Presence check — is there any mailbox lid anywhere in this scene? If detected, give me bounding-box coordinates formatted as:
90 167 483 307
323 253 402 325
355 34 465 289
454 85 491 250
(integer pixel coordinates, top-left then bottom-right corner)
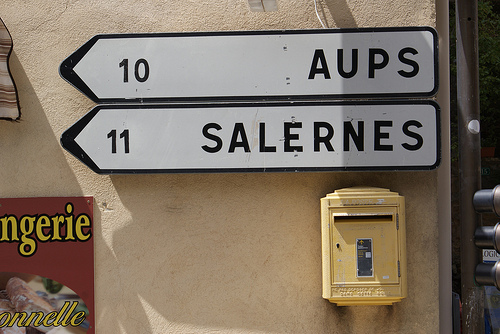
324 186 403 207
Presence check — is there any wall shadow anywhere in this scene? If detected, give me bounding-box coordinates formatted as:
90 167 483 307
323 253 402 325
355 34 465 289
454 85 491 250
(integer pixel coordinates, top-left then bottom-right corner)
100 170 438 333
322 0 358 28
0 51 82 197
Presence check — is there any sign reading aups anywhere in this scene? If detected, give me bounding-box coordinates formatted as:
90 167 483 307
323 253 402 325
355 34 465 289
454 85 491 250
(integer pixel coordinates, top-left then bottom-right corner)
60 27 438 103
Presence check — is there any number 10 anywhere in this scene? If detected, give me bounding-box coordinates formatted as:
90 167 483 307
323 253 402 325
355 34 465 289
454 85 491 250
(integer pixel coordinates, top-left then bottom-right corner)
119 59 149 83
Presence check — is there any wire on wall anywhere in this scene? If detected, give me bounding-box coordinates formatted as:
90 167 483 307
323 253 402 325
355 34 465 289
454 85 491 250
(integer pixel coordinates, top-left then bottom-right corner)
314 0 327 28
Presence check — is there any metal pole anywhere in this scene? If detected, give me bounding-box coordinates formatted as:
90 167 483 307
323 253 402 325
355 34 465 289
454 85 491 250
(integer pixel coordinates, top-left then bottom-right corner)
456 0 483 332
436 0 452 331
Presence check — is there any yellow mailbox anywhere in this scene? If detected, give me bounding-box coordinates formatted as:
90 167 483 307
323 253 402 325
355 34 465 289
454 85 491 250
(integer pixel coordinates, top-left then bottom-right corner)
321 187 407 306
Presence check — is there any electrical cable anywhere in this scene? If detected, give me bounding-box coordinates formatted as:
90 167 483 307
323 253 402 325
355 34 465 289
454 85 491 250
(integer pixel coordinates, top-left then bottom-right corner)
314 0 327 28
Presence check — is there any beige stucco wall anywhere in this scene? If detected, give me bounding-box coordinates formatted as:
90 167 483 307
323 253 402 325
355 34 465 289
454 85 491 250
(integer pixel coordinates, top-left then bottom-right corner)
0 0 445 333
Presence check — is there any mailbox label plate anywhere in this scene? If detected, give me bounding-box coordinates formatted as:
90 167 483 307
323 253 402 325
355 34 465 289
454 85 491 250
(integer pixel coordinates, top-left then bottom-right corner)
357 238 373 277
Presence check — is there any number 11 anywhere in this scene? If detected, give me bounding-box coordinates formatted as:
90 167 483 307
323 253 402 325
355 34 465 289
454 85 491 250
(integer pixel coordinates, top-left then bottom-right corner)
107 129 130 154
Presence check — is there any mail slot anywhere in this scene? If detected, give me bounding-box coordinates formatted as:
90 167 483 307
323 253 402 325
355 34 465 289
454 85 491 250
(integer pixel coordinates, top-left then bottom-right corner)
321 187 407 306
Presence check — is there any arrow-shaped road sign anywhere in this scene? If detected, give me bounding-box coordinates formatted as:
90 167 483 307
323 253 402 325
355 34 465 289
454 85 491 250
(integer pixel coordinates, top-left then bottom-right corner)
60 101 440 174
59 27 438 103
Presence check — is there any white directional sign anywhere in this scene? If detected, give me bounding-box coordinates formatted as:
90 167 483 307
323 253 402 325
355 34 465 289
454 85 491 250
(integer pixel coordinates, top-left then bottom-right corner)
60 101 440 174
59 27 438 103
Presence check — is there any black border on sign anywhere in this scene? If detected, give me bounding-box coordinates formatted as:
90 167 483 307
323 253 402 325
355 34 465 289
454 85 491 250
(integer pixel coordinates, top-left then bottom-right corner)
60 100 441 174
59 27 439 104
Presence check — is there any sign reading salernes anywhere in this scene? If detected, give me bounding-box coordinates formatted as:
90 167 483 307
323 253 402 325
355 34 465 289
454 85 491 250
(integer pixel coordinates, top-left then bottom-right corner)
60 101 440 174
59 27 438 103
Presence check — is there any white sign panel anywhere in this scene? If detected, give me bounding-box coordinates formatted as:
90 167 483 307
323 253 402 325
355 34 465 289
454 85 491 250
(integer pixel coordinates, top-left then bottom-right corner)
483 249 500 263
60 101 440 174
59 27 438 103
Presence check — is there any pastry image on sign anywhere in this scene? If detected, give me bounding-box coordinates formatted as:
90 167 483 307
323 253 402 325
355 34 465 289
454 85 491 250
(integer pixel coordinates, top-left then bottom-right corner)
0 17 20 120
0 274 88 334
0 197 94 334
